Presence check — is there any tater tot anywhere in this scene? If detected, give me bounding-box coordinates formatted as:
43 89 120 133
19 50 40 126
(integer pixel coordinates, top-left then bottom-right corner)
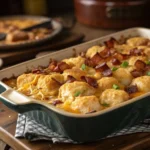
59 81 96 102
97 77 123 91
127 37 149 46
71 96 102 114
113 68 133 86
100 89 129 107
131 76 150 92
86 46 106 58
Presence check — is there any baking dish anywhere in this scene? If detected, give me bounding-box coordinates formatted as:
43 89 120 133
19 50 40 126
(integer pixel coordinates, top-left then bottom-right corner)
0 27 150 142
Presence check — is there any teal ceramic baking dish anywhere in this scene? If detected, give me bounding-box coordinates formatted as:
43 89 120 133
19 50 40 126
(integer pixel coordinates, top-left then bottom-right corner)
0 27 150 142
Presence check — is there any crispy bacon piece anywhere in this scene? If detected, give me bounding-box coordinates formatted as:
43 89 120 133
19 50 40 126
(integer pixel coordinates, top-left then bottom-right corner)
85 58 95 67
91 53 103 66
95 62 112 77
66 75 76 83
104 37 117 48
113 53 125 61
111 58 121 65
110 48 117 55
130 49 144 56
99 48 111 58
58 62 70 71
103 69 113 77
81 76 98 88
53 62 70 73
52 100 63 106
53 66 61 73
48 59 57 71
32 68 45 74
125 85 138 94
134 60 146 71
122 54 130 60
131 69 143 78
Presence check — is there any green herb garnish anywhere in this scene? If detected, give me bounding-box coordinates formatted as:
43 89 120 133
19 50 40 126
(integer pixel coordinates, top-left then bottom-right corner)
74 91 81 97
112 84 120 90
121 61 129 68
101 103 110 107
145 60 150 65
111 67 118 71
147 71 150 76
81 64 86 70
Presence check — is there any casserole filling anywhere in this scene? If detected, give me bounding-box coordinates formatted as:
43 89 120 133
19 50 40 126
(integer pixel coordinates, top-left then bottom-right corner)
3 36 150 114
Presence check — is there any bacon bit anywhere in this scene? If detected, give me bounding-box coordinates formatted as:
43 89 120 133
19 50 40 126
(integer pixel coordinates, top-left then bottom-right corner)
53 65 61 73
111 58 121 65
53 62 70 73
134 60 146 71
122 54 130 60
130 49 144 56
48 60 57 71
110 48 116 55
32 69 45 74
131 69 143 78
113 53 123 61
52 100 63 106
85 58 94 67
66 75 76 83
81 76 98 88
103 69 113 77
125 85 138 94
99 48 111 58
58 62 70 72
51 78 62 85
104 37 117 48
91 53 103 66
113 52 128 61
95 62 112 77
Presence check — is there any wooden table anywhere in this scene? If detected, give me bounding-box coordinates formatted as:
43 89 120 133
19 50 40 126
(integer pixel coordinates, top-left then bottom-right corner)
1 19 150 150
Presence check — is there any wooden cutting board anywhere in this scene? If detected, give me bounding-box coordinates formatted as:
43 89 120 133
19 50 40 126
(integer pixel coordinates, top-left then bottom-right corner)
0 31 84 68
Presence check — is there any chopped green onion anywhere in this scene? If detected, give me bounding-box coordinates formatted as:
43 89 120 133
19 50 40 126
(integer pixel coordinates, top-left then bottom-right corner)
113 84 120 90
111 67 118 71
147 71 150 76
74 91 81 97
81 64 86 70
121 61 129 68
145 60 150 65
101 103 110 107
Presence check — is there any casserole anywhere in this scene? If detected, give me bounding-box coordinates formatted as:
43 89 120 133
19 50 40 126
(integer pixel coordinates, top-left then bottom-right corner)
0 27 150 142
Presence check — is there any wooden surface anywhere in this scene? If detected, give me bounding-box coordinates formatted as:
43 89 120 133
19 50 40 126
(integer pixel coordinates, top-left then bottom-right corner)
1 101 150 150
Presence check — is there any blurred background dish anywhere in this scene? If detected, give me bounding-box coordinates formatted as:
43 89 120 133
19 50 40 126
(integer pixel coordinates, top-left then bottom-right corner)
74 0 150 29
0 15 62 50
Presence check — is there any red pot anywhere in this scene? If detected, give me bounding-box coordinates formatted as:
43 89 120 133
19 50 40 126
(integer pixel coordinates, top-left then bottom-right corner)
74 0 150 29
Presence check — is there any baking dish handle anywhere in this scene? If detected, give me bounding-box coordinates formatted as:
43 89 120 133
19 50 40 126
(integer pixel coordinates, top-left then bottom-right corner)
0 82 43 113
